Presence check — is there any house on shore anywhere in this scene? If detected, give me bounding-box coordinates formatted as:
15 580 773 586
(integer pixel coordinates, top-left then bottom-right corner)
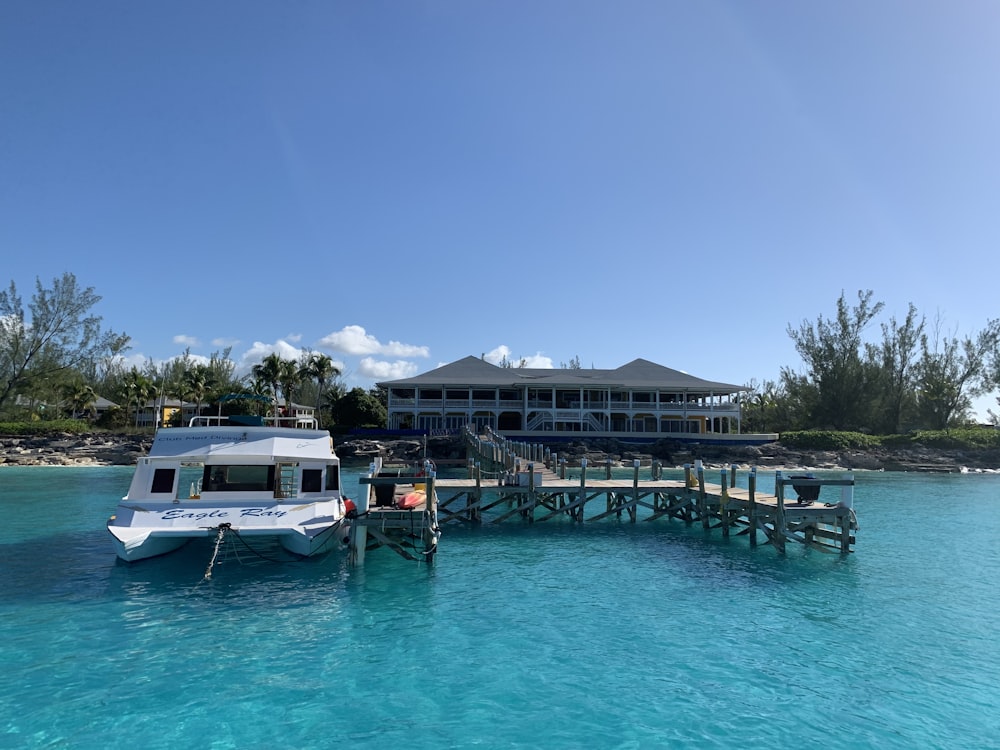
379 356 774 444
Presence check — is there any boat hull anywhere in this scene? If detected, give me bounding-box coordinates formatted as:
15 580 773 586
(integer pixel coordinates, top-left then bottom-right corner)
109 426 349 564
107 499 349 562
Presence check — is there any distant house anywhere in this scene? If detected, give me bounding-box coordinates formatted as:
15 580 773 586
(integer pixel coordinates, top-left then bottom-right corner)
13 393 118 421
283 402 316 423
92 396 118 419
379 356 767 443
137 397 198 428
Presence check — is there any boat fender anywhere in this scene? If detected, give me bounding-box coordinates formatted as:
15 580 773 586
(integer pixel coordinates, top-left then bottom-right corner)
344 498 357 518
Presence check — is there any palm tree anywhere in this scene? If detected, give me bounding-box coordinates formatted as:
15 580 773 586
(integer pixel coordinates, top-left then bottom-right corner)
277 358 301 423
180 364 216 421
301 353 340 427
121 367 155 429
251 353 284 423
245 375 273 418
62 381 97 420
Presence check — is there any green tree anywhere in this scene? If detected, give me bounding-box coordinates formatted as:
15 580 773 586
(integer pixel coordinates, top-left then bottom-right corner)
871 303 924 433
251 353 285 422
915 316 1000 429
62 380 97 420
300 352 340 428
180 364 217 421
740 378 785 433
785 290 884 430
331 387 387 429
277 358 301 420
0 273 128 415
120 367 155 429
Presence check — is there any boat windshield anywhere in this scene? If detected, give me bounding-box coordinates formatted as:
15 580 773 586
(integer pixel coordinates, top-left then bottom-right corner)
202 465 275 492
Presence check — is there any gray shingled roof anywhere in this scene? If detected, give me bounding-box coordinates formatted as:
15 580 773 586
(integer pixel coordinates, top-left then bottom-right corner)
380 356 746 393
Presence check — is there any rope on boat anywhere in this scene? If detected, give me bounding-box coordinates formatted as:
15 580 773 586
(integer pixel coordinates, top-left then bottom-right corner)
203 517 351 573
203 523 231 580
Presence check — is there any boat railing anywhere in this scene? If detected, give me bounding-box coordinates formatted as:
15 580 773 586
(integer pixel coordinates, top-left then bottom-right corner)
188 415 319 429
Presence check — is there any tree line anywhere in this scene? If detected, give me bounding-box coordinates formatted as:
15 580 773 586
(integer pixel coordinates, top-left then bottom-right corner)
0 273 387 430
2 275 999 434
742 290 1000 434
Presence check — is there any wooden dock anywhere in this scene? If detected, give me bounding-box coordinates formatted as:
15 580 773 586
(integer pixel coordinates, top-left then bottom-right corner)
348 458 441 565
346 429 858 563
439 428 858 554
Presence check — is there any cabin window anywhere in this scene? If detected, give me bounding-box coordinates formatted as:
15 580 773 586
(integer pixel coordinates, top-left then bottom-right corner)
326 466 340 491
301 469 323 493
151 468 176 494
202 465 275 492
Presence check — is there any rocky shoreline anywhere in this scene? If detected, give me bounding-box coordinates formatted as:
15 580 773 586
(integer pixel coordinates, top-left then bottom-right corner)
5 432 997 474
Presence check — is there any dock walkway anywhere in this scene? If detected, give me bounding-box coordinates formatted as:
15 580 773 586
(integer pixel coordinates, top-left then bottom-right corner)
434 427 858 554
346 428 858 564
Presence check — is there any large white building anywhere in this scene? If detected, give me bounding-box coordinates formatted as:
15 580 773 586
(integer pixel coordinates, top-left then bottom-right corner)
380 356 766 444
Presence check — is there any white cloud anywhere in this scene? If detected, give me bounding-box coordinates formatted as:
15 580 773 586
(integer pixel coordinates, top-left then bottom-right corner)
286 333 302 343
357 357 420 380
236 340 306 374
212 337 240 348
482 345 511 365
522 353 554 368
173 334 200 347
122 353 149 370
317 325 429 358
172 353 210 366
482 345 553 369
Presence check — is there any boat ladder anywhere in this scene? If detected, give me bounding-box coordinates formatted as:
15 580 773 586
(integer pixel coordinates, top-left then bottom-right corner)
276 462 297 499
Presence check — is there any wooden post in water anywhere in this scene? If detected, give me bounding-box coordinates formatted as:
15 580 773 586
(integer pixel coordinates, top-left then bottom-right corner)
697 460 708 529
720 469 730 537
748 467 757 547
729 464 737 488
774 471 787 553
577 458 587 523
423 471 438 561
630 459 640 522
840 474 855 553
525 463 535 522
348 461 375 566
607 458 617 517
472 463 482 523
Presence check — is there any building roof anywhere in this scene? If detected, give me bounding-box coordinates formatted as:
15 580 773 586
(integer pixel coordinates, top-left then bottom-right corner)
380 356 747 393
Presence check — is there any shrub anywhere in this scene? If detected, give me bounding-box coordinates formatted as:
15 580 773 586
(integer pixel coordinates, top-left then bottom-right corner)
0 419 94 436
779 430 883 451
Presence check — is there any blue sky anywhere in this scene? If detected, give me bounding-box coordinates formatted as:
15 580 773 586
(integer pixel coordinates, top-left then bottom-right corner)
2 2 998 417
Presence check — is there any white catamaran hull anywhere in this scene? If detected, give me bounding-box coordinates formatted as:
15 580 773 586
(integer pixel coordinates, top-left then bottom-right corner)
108 500 348 562
107 426 350 563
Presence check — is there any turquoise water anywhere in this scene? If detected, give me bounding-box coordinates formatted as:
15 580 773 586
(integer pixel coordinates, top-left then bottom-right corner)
2 466 999 749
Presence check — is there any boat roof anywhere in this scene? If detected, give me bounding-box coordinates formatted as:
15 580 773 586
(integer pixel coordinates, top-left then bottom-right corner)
148 427 337 461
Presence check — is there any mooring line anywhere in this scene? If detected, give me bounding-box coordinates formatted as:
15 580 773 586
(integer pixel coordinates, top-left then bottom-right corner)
203 523 231 580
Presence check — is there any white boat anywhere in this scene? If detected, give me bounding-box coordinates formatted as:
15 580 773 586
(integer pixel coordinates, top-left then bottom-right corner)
108 425 352 562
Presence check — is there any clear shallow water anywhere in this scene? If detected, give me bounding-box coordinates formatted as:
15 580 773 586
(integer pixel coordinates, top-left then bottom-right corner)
1 466 999 749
